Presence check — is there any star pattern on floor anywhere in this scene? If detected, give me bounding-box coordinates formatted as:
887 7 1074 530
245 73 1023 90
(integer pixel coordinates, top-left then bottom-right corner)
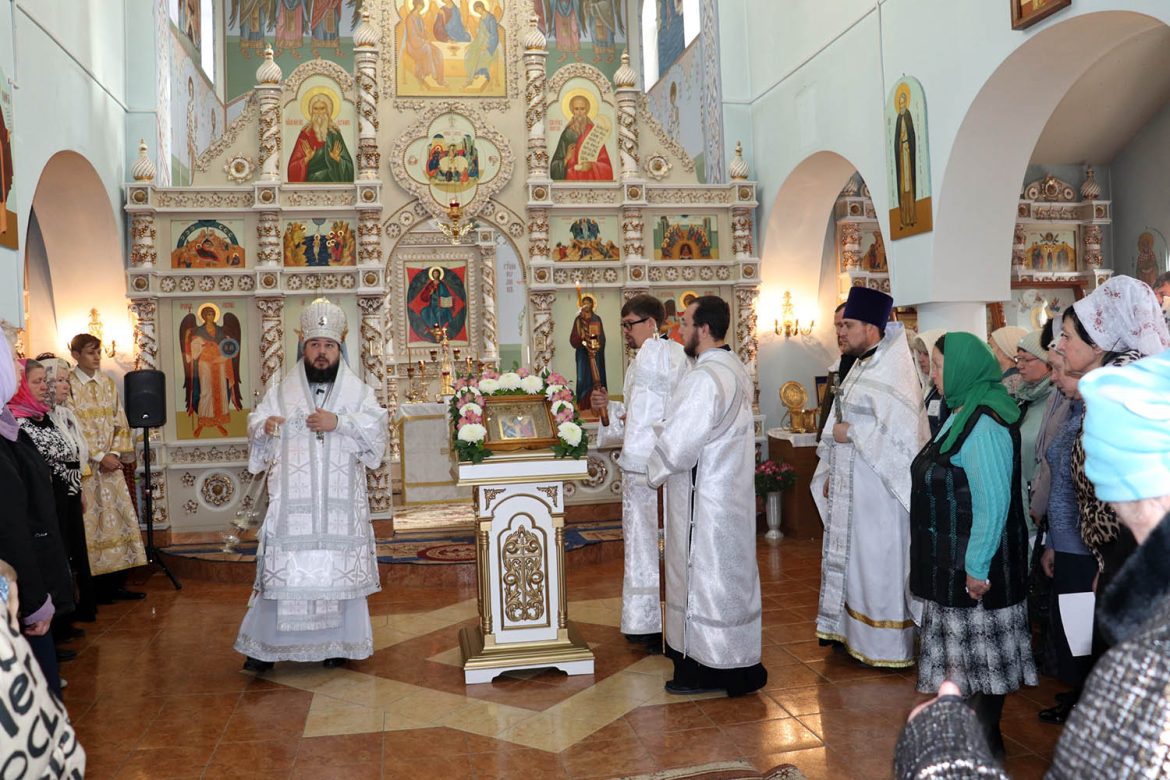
265 597 723 751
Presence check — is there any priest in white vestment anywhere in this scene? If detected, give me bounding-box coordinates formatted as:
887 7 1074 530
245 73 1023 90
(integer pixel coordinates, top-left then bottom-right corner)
236 298 387 671
592 294 688 650
811 286 928 667
647 296 767 696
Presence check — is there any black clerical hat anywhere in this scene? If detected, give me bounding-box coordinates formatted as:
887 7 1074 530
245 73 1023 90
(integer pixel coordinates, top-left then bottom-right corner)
842 287 893 327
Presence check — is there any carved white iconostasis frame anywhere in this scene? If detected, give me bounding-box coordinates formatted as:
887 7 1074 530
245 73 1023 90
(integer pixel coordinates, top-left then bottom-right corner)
833 168 1113 331
122 10 760 539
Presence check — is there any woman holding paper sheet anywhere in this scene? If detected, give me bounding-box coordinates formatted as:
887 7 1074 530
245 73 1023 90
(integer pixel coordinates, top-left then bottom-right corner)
1036 345 1095 725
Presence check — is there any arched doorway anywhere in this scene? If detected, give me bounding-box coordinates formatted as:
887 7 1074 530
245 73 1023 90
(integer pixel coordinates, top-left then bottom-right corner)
26 150 128 363
757 150 870 429
932 10 1170 308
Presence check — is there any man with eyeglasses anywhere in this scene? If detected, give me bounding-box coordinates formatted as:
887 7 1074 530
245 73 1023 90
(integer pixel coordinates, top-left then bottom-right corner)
591 294 688 652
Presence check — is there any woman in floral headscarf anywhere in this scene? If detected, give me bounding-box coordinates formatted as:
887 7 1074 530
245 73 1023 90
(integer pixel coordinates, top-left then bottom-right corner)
1059 276 1170 594
0 337 74 695
15 357 97 629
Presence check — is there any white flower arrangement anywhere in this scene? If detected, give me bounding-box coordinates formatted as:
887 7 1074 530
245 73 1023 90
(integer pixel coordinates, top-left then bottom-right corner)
557 421 583 447
457 423 486 443
450 367 586 462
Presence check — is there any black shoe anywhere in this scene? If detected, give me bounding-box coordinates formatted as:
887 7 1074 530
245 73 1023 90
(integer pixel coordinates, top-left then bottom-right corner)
242 657 274 673
1039 700 1075 724
1054 690 1080 706
664 679 722 695
112 588 146 601
322 657 347 669
55 648 77 662
624 632 662 648
61 626 86 641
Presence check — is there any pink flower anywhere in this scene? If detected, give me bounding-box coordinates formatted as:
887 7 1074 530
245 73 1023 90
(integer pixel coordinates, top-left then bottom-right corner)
453 378 468 392
554 388 574 403
517 367 531 378
463 411 482 424
555 407 575 423
547 372 568 386
481 368 499 380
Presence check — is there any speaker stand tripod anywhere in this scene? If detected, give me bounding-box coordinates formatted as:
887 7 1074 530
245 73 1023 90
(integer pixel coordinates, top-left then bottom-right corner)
140 428 181 590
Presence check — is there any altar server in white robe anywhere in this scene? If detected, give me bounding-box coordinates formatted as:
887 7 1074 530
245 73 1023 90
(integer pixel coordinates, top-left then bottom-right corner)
811 286 928 668
236 298 388 671
591 294 688 650
647 296 767 697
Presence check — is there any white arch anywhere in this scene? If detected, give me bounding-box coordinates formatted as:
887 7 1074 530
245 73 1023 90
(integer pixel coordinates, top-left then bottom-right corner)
757 150 864 432
27 150 128 361
929 10 1168 306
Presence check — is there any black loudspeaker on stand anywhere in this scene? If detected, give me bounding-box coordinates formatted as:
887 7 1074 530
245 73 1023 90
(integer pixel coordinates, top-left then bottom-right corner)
123 370 181 590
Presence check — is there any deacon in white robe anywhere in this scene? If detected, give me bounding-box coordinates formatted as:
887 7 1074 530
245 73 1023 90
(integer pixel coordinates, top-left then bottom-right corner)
236 298 387 670
647 296 766 697
811 287 928 668
593 294 688 648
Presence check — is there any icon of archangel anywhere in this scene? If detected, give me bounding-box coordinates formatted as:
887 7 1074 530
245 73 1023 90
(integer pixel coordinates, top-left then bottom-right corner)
179 304 244 438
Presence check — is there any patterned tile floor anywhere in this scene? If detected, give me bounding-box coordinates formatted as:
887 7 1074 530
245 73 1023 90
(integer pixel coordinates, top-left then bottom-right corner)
64 538 1059 779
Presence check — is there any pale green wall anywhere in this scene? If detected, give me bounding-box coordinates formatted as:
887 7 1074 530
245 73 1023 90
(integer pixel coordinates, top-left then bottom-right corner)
0 0 161 352
716 0 1170 435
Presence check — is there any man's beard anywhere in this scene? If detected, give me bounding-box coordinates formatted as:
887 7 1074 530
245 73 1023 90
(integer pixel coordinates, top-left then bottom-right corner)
305 358 340 384
312 117 330 142
569 116 588 135
683 330 699 358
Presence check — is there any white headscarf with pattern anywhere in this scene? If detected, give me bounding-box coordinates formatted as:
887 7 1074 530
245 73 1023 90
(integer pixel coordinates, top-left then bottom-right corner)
1072 276 1170 357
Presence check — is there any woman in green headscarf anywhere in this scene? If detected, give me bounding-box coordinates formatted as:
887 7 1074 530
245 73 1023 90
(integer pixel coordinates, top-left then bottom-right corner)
908 332 1036 762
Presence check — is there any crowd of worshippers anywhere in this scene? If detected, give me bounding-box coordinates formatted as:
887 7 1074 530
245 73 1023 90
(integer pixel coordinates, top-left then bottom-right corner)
0 332 147 693
3 280 1170 778
0 331 149 773
815 280 1170 778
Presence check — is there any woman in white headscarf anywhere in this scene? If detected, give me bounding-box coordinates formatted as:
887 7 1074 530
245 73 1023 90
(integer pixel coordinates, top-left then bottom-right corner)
1059 276 1170 601
989 326 1029 397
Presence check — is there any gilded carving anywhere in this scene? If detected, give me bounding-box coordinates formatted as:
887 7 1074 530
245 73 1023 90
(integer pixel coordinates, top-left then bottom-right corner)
500 524 546 623
646 188 733 205
153 191 253 209
130 215 158 268
256 297 284 388
195 94 259 174
536 485 558 504
638 94 695 173
735 286 760 404
387 101 515 222
281 189 356 207
529 290 556 371
128 299 158 371
200 473 235 507
168 444 251 464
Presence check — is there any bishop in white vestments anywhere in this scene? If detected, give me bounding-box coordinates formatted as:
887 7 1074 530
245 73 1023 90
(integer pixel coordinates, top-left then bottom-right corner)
592 294 688 650
811 286 928 667
236 298 388 670
647 296 767 697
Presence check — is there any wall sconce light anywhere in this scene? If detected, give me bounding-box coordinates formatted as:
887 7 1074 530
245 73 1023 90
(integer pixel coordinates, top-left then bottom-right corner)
81 308 117 357
774 291 814 337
